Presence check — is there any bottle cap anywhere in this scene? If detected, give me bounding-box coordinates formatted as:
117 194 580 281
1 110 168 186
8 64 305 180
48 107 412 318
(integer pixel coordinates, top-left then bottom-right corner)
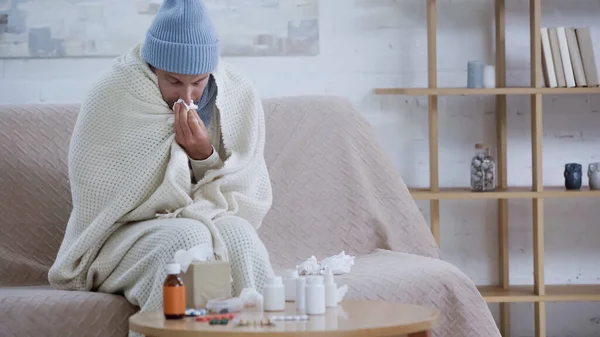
324 269 335 284
165 263 181 275
306 275 323 285
266 276 283 286
281 269 298 278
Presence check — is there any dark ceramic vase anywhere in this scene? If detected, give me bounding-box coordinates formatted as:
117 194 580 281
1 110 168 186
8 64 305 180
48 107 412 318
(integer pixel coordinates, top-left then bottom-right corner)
564 163 583 190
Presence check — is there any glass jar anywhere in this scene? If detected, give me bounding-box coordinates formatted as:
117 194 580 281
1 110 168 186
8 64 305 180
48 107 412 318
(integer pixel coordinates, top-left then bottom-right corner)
470 143 496 192
163 263 185 320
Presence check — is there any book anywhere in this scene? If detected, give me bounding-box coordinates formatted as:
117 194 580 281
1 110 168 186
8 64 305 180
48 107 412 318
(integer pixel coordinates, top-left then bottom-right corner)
575 27 599 87
548 28 567 87
541 27 558 88
565 27 587 87
556 27 576 87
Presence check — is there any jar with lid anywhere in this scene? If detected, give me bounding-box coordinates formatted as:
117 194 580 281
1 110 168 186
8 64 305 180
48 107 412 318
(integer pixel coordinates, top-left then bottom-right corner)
281 269 298 301
305 275 325 315
470 143 496 192
263 276 285 312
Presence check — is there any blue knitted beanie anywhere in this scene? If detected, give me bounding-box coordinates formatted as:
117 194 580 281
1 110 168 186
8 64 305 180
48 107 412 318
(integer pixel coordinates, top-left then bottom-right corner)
142 0 219 75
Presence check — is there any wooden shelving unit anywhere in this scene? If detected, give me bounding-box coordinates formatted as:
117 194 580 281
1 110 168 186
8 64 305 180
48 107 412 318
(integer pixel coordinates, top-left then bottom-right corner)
375 86 600 96
478 284 600 303
409 186 600 200
374 0 600 336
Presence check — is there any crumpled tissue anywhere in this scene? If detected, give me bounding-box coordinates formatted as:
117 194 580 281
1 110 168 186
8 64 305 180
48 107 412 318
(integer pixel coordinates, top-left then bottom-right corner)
174 243 214 273
296 251 355 276
167 99 200 124
175 98 199 112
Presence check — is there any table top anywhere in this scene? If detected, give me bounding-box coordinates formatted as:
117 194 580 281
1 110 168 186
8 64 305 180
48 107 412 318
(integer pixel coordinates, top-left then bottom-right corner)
129 300 439 337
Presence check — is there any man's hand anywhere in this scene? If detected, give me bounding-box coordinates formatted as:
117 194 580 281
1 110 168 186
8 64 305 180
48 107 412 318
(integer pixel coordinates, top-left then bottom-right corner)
174 101 213 160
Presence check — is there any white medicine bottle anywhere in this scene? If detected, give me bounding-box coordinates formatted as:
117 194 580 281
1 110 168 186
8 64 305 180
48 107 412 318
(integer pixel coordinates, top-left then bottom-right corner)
263 276 285 311
305 275 325 315
282 269 298 302
296 276 306 312
324 269 338 308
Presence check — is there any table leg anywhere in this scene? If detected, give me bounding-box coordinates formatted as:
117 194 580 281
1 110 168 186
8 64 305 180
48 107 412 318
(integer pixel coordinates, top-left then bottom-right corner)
408 330 432 337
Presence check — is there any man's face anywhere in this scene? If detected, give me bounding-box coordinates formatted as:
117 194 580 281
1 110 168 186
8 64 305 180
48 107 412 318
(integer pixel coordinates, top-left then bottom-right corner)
153 67 211 109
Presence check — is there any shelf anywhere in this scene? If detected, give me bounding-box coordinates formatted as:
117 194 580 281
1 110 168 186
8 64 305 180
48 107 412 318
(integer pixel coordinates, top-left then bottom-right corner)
478 285 600 303
374 86 600 96
409 186 600 200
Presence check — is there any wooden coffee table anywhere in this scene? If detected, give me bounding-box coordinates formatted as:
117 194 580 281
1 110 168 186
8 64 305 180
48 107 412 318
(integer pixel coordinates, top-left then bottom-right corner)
129 300 439 337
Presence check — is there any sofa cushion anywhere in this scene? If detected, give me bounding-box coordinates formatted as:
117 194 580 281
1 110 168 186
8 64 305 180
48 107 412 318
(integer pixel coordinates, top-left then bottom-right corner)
0 104 79 286
0 286 137 337
334 249 496 336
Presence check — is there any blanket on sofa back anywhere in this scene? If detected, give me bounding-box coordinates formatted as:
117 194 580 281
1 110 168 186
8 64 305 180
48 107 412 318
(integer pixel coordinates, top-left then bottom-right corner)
48 44 272 291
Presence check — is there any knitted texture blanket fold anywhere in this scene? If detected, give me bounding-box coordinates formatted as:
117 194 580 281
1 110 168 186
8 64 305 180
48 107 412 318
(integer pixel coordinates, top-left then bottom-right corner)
48 44 273 291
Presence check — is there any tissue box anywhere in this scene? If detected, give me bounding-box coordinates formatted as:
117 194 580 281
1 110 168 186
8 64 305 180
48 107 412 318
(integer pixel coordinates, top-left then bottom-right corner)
180 260 232 309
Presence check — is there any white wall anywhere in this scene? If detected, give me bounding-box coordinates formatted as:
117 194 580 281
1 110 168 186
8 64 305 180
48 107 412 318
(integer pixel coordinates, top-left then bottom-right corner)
2 0 600 335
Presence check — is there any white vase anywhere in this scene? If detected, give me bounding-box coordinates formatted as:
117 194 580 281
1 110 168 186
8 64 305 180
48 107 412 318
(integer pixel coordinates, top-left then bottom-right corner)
588 162 600 190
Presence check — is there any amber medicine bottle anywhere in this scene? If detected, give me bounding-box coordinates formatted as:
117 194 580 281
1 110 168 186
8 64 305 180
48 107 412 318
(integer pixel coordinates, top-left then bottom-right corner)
163 263 186 319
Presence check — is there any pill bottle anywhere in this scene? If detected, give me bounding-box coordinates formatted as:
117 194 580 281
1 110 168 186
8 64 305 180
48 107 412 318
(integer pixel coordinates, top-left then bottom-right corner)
163 263 186 320
305 275 325 315
324 269 338 308
282 269 298 301
296 276 306 312
263 276 285 311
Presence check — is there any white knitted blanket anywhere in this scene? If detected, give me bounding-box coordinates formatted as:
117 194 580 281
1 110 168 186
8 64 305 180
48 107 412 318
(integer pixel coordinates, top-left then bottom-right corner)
48 44 272 291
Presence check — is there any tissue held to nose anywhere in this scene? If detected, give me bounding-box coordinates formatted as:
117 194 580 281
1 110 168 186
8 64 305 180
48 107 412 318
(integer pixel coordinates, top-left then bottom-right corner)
167 99 199 124
175 98 199 112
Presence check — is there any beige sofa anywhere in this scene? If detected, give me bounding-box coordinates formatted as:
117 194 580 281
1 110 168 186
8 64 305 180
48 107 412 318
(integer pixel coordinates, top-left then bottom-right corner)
0 96 500 337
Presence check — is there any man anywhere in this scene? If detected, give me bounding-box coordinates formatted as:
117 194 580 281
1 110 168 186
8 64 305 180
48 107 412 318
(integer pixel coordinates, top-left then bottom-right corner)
48 0 274 317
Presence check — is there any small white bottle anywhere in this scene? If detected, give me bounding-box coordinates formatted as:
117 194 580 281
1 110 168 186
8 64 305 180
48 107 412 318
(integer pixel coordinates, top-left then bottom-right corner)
305 275 325 315
324 269 338 308
296 276 306 312
262 276 285 311
282 269 298 302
